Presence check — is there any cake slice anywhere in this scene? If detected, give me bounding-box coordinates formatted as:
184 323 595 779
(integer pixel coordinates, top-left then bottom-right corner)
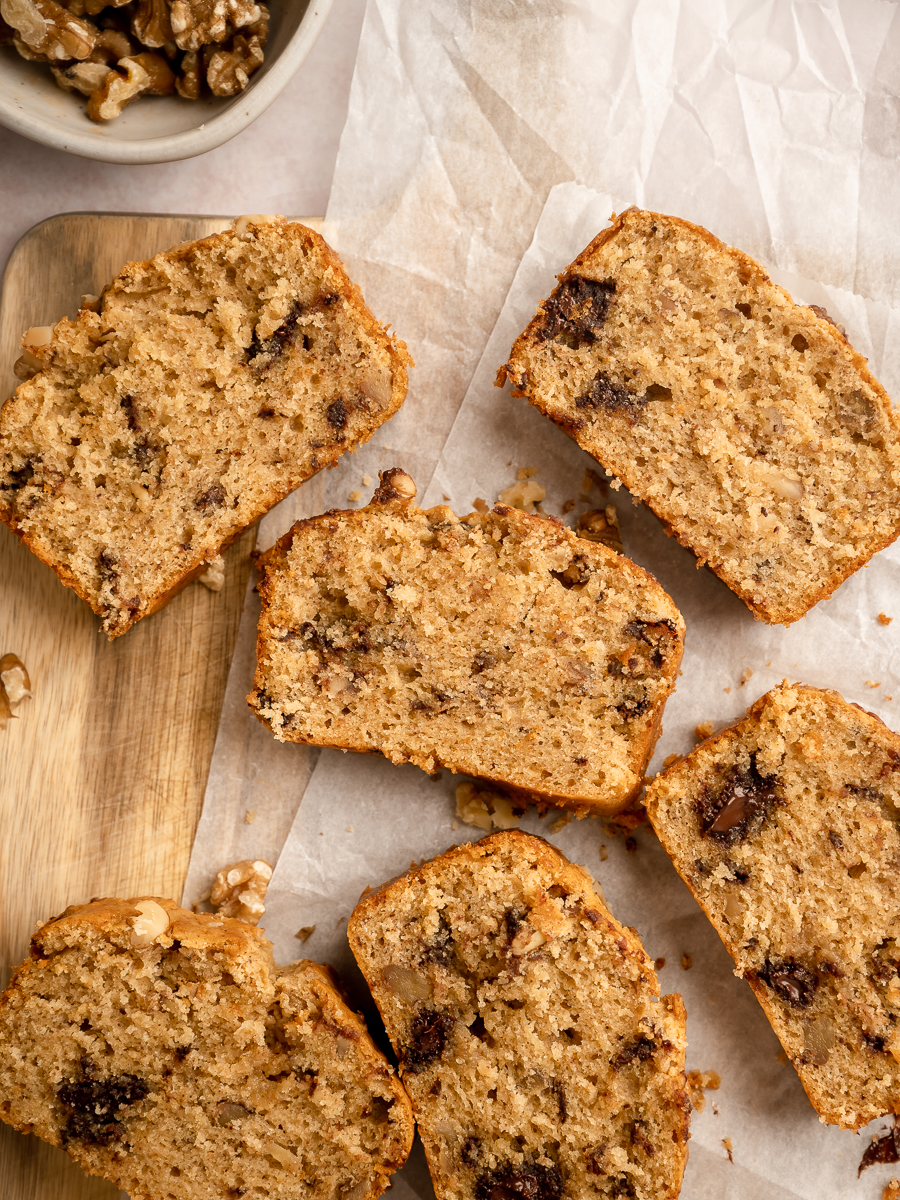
248 468 684 816
644 683 900 1128
0 896 414 1200
0 216 410 636
348 831 690 1200
500 208 900 625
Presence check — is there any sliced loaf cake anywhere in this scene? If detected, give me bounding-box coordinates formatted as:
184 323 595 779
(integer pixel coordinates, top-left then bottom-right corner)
645 682 900 1127
0 896 414 1199
348 831 690 1200
500 208 900 625
0 216 410 635
248 469 684 816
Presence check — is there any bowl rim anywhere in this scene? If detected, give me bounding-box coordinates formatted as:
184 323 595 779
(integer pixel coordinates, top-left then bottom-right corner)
0 0 334 165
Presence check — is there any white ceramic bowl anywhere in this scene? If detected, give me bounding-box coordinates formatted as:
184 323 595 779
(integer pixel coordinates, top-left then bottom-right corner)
0 0 333 164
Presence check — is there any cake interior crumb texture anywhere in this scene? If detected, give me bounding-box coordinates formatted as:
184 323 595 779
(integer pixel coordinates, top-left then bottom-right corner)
502 208 900 625
348 831 690 1200
645 683 900 1128
0 898 414 1200
0 218 410 636
248 473 684 815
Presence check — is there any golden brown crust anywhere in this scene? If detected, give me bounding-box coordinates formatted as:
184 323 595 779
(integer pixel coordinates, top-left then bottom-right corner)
248 486 684 815
0 219 410 638
645 683 900 1128
502 209 900 626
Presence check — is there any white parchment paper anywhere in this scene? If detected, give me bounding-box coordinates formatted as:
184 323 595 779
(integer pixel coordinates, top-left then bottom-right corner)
256 182 900 1200
185 2 900 1196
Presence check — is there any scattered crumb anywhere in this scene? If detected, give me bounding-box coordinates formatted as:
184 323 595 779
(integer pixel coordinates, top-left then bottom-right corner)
295 926 316 943
348 489 362 502
345 825 354 833
888 696 894 701
722 1137 733 1164
362 474 372 486
711 1102 719 1116
654 956 666 971
883 1178 900 1200
879 613 893 626
498 478 546 513
739 668 753 686
694 721 716 742
604 806 648 836
686 1069 721 1113
866 681 881 688
724 686 731 694
551 813 572 833
776 1050 789 1065
451 819 459 831
681 953 693 970
581 471 594 493
599 844 608 861
517 466 538 480
244 809 255 825
472 497 490 514
335 916 345 928
766 660 771 667
561 498 576 514
662 753 681 769
319 831 323 836
442 494 450 502
456 781 523 832
624 836 638 853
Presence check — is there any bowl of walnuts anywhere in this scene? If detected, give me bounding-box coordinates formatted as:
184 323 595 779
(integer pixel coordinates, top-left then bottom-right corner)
0 0 333 163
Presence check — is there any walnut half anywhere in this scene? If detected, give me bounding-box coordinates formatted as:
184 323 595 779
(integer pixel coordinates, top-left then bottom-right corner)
210 859 273 924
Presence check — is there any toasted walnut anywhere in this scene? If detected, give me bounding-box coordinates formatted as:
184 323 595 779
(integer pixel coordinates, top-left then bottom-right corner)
381 964 433 1004
204 28 263 97
169 0 261 51
455 782 522 832
14 324 54 381
498 478 545 513
175 47 200 98
577 505 623 553
90 26 134 63
210 859 273 924
1 654 33 708
197 554 225 591
52 59 112 95
1 0 96 59
130 899 170 947
86 51 173 120
132 0 172 47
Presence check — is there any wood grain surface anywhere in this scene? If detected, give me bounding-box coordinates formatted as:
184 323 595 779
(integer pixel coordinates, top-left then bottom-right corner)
0 212 320 1200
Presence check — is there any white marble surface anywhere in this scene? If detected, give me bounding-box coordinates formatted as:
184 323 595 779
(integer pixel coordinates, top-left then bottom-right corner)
0 0 366 279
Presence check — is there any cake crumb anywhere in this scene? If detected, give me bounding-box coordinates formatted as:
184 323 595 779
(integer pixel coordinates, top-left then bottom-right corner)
722 1138 733 1164
455 781 523 832
472 497 489 514
335 916 345 928
883 1178 900 1200
346 825 354 833
879 613 893 626
739 668 753 686
244 809 255 824
551 813 571 833
724 686 731 694
363 475 372 486
599 844 608 861
348 490 362 502
654 956 666 971
561 499 576 514
295 925 316 942
686 1068 721 1113
866 681 881 688
776 1050 789 1065
694 721 716 742
662 753 681 769
681 953 693 970
624 837 638 853
498 478 546 513
442 494 450 502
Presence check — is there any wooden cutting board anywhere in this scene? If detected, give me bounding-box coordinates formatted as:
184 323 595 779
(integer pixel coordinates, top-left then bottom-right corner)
0 212 320 1200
